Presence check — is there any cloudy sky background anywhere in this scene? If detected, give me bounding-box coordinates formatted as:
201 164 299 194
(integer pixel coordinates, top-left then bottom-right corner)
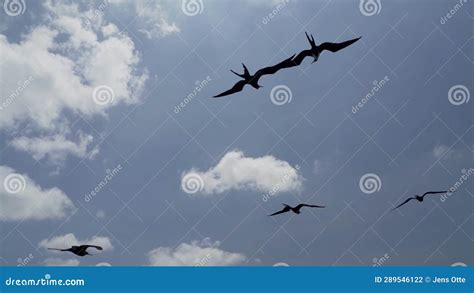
0 0 472 266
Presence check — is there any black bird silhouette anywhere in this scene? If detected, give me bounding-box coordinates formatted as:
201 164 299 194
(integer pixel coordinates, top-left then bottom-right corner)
291 32 361 66
48 245 103 256
213 54 296 98
269 203 325 216
392 191 448 210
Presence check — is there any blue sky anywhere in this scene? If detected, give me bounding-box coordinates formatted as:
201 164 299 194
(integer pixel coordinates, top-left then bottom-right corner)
0 0 472 266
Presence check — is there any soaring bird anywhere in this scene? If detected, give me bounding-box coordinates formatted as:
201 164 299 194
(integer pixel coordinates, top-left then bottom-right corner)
213 54 296 98
48 245 103 256
392 191 448 210
291 32 361 66
269 203 325 216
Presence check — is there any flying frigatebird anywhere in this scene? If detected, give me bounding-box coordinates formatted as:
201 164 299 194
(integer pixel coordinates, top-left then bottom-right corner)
48 245 103 256
290 32 361 65
269 203 325 216
213 54 296 98
392 191 448 210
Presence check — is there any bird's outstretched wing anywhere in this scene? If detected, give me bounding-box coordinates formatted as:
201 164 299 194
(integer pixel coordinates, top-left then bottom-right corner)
296 204 325 209
421 191 447 198
319 37 361 53
392 197 415 210
213 80 247 98
255 54 297 77
268 205 291 216
47 248 67 251
79 245 103 251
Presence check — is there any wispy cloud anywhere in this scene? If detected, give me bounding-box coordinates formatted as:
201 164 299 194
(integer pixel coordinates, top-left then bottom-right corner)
432 144 461 160
11 132 99 165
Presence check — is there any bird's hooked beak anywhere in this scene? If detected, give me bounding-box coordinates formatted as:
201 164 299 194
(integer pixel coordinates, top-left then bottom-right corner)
311 57 318 64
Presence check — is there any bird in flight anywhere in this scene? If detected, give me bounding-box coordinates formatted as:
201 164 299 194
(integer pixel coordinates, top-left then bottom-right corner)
290 32 361 66
392 191 448 210
48 245 103 256
269 203 325 216
213 54 296 98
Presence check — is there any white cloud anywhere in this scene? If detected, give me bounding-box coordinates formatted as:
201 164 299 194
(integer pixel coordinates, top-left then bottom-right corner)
39 233 113 252
147 238 247 266
135 0 180 38
11 132 99 164
182 150 303 195
0 165 75 221
109 0 180 39
43 258 80 266
0 1 148 162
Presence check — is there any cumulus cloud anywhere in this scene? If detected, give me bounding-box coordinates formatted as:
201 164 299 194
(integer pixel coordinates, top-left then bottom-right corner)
182 150 303 195
0 165 75 221
147 238 247 266
43 258 80 266
39 233 113 252
0 1 148 163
